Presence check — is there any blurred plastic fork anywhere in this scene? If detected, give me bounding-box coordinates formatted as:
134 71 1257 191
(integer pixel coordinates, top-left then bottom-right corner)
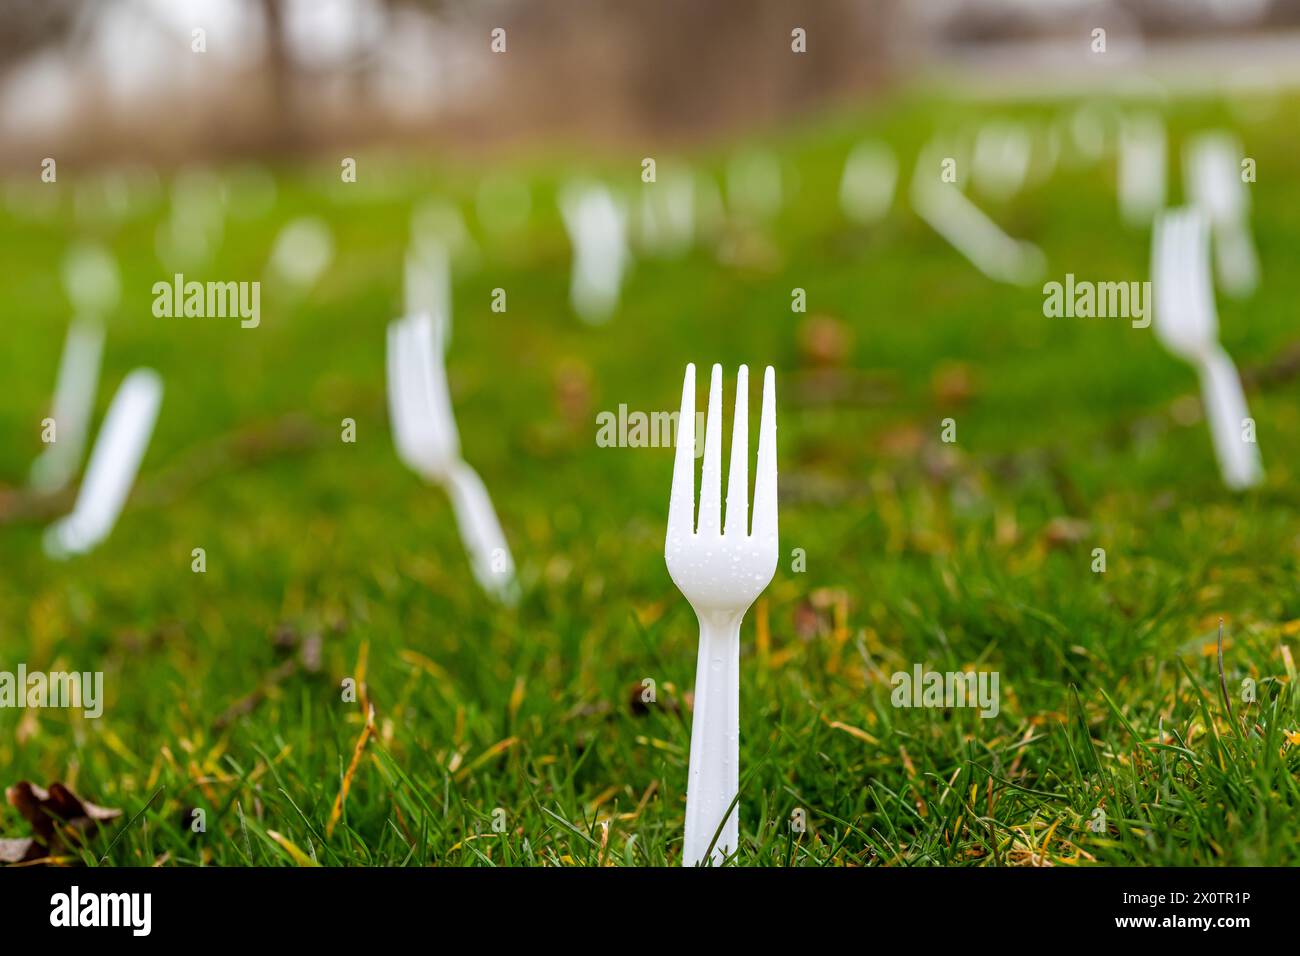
30 318 104 494
386 310 518 602
665 363 778 866
43 369 163 559
1184 132 1258 297
910 139 1045 287
559 182 629 324
1117 113 1166 228
1151 206 1262 490
404 238 451 352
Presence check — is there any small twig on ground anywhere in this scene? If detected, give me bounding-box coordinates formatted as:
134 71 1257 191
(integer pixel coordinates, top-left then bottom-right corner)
212 630 323 732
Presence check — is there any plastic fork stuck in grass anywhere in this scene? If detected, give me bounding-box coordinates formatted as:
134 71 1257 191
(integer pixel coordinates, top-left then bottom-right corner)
44 369 163 559
404 239 451 349
665 363 778 866
1151 207 1262 490
910 140 1045 287
1117 114 1166 228
559 182 630 325
636 167 695 258
839 140 897 226
386 309 518 604
971 121 1031 200
1184 132 1259 298
30 318 104 494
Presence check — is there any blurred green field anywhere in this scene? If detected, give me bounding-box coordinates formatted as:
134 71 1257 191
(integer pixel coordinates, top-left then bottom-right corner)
2 92 1299 866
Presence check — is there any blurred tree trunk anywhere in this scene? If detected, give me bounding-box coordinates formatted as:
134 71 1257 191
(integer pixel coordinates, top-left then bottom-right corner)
0 0 81 75
490 0 901 144
258 0 298 150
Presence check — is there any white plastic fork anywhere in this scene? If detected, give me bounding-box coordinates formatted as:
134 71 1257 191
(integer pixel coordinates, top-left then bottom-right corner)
266 217 334 292
636 169 695 258
1117 113 1166 228
1184 132 1259 298
665 363 778 866
971 121 1031 200
1151 206 1262 490
559 182 630 324
404 239 451 351
30 318 104 493
35 244 119 492
386 310 518 603
62 241 121 316
910 139 1045 287
44 369 163 559
839 140 897 225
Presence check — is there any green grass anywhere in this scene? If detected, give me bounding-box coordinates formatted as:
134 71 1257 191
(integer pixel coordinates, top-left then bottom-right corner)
2 91 1299 866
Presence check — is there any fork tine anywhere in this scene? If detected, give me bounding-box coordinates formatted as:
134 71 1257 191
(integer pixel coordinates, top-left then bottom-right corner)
1171 209 1193 298
1190 210 1219 333
751 365 777 540
1152 210 1175 325
724 365 748 536
667 363 696 537
1186 209 1205 283
697 364 724 536
386 320 413 457
1179 210 1198 298
1157 209 1187 328
1176 210 1194 310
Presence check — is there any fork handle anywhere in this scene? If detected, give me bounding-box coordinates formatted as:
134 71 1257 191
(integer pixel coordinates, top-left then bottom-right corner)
443 460 518 604
1198 347 1262 491
683 613 741 866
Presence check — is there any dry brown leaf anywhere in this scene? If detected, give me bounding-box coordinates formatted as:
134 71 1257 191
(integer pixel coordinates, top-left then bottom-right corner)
0 837 41 864
2 780 122 866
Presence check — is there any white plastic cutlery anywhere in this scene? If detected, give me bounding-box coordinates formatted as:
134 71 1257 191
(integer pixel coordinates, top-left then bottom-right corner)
386 310 518 602
44 369 163 559
267 216 334 291
559 182 630 324
387 313 458 474
665 363 778 866
911 161 1045 287
637 167 696 258
62 241 121 316
1117 114 1166 228
35 243 119 492
1184 132 1258 297
839 140 897 225
972 121 1031 200
30 318 104 494
412 197 478 268
1151 206 1262 490
404 238 451 349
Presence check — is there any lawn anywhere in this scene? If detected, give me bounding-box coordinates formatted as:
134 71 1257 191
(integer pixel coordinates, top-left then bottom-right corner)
2 91 1299 866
